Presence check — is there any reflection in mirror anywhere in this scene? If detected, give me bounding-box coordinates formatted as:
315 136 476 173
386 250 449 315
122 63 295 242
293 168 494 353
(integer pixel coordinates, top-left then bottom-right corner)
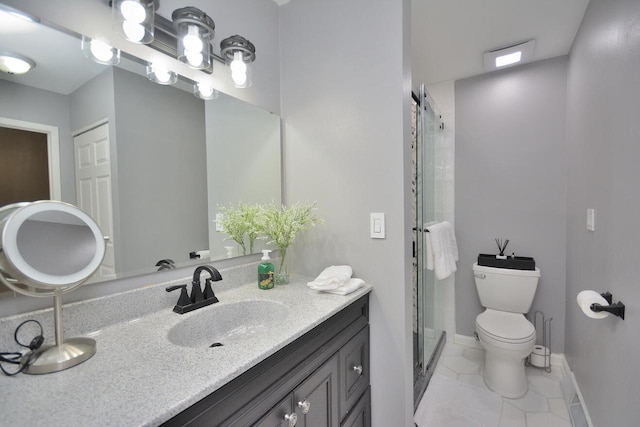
0 4 281 298
18 212 97 276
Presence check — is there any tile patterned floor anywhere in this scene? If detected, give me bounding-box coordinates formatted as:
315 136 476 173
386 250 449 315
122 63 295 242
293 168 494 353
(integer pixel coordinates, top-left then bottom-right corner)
417 341 572 427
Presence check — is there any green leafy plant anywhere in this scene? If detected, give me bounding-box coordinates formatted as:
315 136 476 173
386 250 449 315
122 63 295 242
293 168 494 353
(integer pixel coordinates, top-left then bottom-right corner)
258 201 323 282
216 202 263 255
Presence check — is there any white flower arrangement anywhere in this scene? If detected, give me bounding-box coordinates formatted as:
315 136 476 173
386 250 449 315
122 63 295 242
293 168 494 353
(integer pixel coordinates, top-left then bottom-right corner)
216 201 322 282
216 202 263 255
257 201 323 282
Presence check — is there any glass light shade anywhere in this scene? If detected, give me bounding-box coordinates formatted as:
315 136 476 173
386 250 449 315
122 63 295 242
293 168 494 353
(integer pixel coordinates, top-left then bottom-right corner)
0 53 35 75
81 36 120 65
220 35 256 89
146 63 177 85
172 7 214 70
112 0 155 44
229 50 252 88
193 81 218 100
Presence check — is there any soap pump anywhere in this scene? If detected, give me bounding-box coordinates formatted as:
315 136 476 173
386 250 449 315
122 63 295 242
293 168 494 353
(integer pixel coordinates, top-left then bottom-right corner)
258 250 274 290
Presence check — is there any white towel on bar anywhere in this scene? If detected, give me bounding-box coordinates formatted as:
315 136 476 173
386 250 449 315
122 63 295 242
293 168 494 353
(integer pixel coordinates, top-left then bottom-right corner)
310 278 366 295
307 265 353 290
425 221 459 280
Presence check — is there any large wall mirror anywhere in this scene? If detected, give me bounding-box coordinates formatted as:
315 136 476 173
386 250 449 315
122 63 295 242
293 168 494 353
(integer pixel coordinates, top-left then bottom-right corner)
0 4 281 295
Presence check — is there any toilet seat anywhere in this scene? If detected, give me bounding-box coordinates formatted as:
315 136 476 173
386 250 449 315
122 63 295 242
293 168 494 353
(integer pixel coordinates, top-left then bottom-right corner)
476 309 535 344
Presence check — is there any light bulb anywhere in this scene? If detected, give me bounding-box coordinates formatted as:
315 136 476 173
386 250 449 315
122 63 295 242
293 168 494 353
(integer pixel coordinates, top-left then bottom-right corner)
182 25 203 52
90 39 115 63
197 82 214 98
152 65 171 83
122 21 145 43
230 51 247 73
231 70 247 87
185 50 204 67
120 0 146 23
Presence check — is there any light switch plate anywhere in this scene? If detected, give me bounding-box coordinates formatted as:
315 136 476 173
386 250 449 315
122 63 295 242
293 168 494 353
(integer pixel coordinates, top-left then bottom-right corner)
587 208 595 231
215 212 224 232
370 213 385 238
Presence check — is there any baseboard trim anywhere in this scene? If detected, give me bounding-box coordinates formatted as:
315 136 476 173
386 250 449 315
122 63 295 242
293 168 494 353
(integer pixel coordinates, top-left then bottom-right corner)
454 333 482 349
558 354 594 427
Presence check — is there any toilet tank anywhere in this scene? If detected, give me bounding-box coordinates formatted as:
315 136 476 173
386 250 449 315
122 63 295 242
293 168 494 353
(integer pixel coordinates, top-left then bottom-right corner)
473 263 540 313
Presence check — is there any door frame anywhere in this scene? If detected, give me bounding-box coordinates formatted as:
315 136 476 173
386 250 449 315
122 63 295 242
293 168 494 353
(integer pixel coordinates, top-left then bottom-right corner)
0 117 61 201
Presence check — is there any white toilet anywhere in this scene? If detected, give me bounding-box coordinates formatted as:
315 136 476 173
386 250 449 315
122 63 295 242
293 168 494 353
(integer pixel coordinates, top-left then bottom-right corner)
473 262 540 398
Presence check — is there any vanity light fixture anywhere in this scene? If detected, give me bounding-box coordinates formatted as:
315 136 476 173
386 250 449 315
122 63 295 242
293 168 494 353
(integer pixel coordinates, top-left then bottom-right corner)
172 7 215 70
81 35 121 65
146 62 177 85
193 81 218 100
144 7 257 88
0 52 35 75
220 35 256 88
112 0 157 44
483 40 535 71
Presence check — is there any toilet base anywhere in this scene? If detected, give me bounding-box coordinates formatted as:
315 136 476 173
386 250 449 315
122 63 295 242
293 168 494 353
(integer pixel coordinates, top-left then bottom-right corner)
483 350 529 399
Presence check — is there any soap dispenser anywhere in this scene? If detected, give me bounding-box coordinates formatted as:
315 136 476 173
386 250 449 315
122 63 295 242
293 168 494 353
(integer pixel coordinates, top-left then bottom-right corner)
258 250 274 290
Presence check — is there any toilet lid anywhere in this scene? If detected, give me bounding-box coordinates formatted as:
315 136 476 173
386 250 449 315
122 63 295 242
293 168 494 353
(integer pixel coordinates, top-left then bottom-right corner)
476 309 536 343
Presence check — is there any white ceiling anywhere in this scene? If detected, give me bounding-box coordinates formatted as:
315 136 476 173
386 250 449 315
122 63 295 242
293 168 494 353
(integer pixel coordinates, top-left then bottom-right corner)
3 1 591 95
411 0 590 86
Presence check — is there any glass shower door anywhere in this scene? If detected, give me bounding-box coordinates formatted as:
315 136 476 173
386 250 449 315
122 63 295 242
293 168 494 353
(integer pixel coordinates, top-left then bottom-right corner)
413 84 445 386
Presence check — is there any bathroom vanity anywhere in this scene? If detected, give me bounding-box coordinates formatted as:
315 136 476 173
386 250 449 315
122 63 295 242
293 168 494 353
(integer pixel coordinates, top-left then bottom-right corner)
165 293 370 426
0 265 371 427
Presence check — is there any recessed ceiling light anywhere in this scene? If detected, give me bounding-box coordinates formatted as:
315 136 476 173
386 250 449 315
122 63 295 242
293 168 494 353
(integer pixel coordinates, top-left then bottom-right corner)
0 52 36 75
484 40 535 71
495 51 522 68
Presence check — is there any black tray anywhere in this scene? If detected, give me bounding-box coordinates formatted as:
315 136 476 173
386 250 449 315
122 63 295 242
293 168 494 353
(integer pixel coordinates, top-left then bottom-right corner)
477 254 535 270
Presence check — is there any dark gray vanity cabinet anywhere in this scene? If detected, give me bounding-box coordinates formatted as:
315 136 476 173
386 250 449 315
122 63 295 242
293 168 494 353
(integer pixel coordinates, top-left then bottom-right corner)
163 295 370 427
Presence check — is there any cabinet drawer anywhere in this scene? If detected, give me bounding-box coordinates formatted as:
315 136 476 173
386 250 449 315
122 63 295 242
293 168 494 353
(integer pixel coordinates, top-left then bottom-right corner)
339 325 369 421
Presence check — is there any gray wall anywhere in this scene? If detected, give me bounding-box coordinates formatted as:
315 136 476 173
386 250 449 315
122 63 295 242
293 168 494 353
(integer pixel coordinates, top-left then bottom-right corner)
112 67 208 273
0 79 75 203
565 0 640 424
280 0 413 425
455 57 568 352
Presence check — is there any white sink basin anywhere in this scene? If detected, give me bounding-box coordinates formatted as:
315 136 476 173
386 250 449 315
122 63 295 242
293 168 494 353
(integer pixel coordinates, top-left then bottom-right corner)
167 300 289 348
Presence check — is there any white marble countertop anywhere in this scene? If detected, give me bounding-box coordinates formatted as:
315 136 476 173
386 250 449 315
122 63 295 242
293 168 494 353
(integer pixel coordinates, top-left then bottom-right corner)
0 276 371 426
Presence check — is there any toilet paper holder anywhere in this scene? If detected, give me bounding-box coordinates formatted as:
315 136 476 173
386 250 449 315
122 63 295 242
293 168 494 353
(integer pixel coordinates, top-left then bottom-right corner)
591 292 625 320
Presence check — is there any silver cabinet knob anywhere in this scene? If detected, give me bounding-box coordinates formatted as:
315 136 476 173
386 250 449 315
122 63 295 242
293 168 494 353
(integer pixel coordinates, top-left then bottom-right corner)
284 412 297 427
353 365 363 376
298 399 311 414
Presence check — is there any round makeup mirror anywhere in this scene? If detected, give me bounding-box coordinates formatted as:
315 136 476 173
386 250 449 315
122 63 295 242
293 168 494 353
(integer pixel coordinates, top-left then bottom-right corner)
0 201 106 374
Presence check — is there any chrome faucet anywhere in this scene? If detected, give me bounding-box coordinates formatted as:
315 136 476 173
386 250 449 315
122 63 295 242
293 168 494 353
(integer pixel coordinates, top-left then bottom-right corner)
166 265 222 314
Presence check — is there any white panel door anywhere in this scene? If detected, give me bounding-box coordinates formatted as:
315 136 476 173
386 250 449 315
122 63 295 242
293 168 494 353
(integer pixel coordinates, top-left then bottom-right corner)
74 123 116 282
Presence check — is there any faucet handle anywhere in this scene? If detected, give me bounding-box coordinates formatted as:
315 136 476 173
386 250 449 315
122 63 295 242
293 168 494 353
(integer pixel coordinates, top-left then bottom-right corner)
190 279 205 303
203 279 219 302
166 284 190 307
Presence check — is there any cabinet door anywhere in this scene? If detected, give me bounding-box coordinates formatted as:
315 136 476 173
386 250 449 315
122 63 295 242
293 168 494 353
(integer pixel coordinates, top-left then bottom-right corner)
339 326 370 421
253 395 296 427
340 387 370 427
293 354 339 427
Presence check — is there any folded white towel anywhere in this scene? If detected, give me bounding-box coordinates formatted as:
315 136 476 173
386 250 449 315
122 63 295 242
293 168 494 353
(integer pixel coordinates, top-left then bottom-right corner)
306 265 353 290
310 278 365 295
425 221 459 280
